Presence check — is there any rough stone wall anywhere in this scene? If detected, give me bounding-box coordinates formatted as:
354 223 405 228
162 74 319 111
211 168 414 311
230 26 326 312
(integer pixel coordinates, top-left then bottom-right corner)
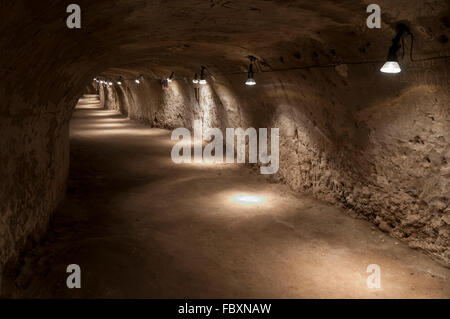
102 58 449 265
0 1 96 277
266 62 450 266
102 77 231 132
0 107 72 278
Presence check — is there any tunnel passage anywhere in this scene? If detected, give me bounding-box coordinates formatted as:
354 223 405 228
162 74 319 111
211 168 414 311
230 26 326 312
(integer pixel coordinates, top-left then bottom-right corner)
98 60 450 266
1 92 448 298
0 0 449 296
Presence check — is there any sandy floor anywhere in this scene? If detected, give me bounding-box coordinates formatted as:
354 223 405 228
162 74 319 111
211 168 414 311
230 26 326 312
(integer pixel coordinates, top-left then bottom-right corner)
5 101 449 298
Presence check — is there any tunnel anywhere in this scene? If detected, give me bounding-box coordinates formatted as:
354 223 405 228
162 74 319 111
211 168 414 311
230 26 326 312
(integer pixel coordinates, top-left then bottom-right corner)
0 1 449 299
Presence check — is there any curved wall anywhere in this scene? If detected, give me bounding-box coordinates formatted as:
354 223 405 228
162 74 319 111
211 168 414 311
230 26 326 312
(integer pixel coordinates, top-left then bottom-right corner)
101 60 450 265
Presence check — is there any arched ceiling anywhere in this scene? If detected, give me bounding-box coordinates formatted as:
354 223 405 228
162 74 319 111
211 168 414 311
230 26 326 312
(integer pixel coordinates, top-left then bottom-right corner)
2 0 448 82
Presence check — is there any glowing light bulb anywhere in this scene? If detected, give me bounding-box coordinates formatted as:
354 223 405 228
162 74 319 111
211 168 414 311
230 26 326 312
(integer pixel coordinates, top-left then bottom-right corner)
380 61 401 73
245 58 256 86
199 66 207 85
117 81 122 85
245 77 256 86
135 79 140 84
167 72 174 83
192 73 199 83
108 82 113 85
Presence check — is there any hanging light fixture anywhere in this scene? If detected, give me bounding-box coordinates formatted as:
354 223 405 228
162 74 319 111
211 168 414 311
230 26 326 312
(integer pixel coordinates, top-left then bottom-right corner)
108 81 113 86
117 76 123 85
167 72 174 83
245 56 257 86
135 74 143 84
380 24 411 74
192 73 199 84
199 66 207 85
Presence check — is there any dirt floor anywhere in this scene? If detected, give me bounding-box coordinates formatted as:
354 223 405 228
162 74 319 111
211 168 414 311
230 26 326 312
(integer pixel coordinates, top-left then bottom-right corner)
4 99 449 298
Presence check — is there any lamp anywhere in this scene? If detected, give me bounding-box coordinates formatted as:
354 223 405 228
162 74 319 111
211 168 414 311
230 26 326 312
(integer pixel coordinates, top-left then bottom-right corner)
192 73 199 84
245 56 257 85
167 71 174 83
380 24 411 73
199 66 207 84
135 74 143 84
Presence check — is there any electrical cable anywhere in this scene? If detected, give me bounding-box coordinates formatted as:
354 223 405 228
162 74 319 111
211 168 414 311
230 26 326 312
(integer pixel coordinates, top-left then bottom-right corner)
95 39 449 80
224 51 449 75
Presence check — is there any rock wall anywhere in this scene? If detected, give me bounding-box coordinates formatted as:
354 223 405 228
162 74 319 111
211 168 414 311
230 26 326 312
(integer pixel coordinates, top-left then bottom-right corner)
0 103 72 279
102 58 449 265
103 77 231 131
